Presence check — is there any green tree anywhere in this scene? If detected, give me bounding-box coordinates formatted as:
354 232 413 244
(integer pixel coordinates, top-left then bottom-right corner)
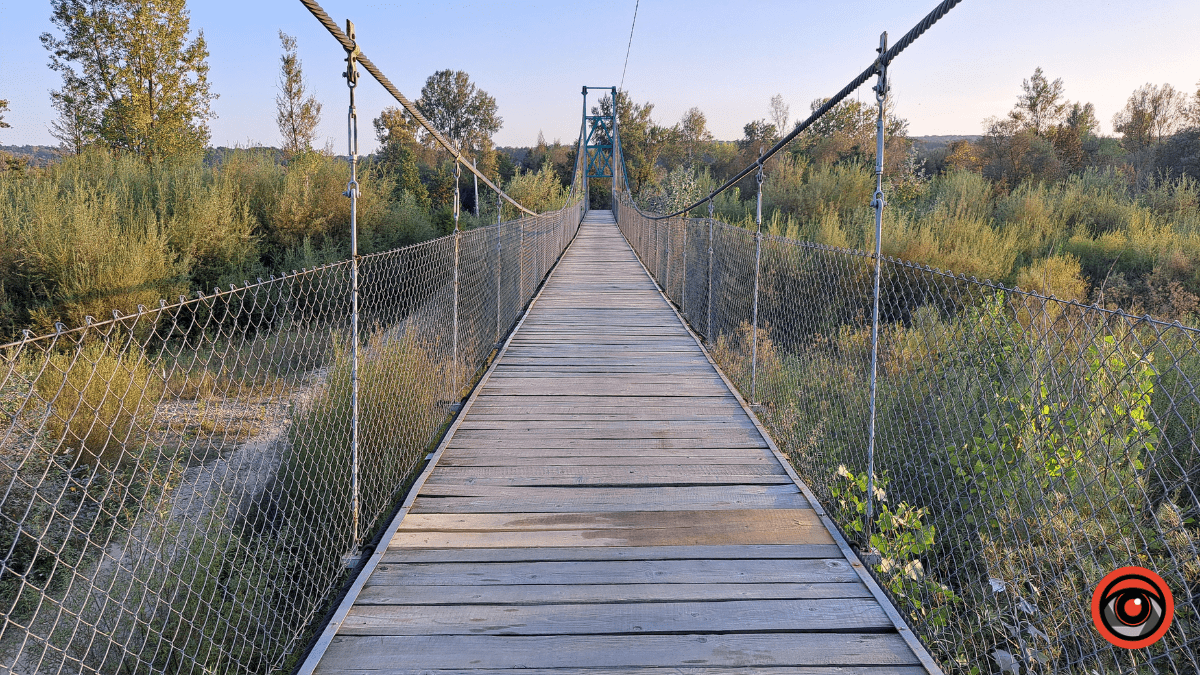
1112 82 1188 151
1050 102 1098 172
739 119 777 155
0 99 9 128
415 69 501 154
275 31 321 158
769 94 790 137
796 98 908 167
675 107 713 166
373 106 430 207
42 0 216 160
1011 67 1067 137
596 89 670 195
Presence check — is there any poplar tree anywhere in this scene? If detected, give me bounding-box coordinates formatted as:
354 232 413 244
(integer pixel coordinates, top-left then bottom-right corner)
42 0 216 159
415 70 501 154
275 31 322 157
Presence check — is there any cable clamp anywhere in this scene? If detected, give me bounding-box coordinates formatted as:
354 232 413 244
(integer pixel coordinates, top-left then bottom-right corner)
873 31 889 102
342 20 360 88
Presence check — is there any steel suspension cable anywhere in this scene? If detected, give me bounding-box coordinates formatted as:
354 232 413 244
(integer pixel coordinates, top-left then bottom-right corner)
619 0 640 91
298 0 542 216
639 0 963 219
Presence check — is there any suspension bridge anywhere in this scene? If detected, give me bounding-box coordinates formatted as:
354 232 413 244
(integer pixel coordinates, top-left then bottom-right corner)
2 1 1197 674
299 210 937 673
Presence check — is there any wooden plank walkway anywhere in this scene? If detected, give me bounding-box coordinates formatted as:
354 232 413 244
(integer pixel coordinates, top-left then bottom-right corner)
307 211 938 674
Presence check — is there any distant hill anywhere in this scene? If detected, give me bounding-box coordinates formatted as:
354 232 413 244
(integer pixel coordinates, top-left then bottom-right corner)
0 145 61 167
911 135 982 152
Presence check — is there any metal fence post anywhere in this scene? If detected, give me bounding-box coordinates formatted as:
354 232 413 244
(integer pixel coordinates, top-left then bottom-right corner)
581 86 589 213
496 190 502 344
707 199 714 341
654 218 661 280
666 219 673 297
341 20 362 552
452 161 461 398
865 31 890 541
681 218 688 315
751 152 764 405
473 158 480 218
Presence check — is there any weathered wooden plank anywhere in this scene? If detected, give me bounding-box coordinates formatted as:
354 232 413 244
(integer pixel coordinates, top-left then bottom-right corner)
382 544 844 563
426 464 784 478
315 634 921 670
391 510 835 547
355 582 873 606
442 439 770 450
363 558 856 587
410 486 807 513
436 454 779 467
316 667 926 675
341 598 892 636
422 473 793 487
456 418 757 430
469 394 739 405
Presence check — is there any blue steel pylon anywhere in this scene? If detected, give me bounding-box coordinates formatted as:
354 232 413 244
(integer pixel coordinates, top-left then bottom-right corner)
582 86 617 179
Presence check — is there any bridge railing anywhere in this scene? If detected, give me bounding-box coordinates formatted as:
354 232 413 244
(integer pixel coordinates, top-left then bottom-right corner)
0 201 581 674
616 196 1200 675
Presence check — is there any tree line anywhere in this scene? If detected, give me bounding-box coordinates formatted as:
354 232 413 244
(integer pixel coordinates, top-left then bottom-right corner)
0 0 573 341
2 0 1199 335
601 68 1200 322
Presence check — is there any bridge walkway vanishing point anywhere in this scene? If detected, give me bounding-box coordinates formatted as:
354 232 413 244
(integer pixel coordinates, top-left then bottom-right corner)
305 211 941 674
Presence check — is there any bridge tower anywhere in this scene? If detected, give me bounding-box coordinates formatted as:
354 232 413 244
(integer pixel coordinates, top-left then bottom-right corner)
581 86 617 210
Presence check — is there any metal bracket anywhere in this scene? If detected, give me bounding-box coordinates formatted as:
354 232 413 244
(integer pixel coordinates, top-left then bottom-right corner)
342 20 360 88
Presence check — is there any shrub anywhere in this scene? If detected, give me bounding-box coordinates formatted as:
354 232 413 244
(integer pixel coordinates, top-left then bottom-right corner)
33 341 162 466
283 327 448 568
502 160 568 218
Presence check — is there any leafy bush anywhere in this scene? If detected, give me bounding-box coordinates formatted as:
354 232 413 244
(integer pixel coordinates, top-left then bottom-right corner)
502 160 568 218
33 341 162 466
282 327 448 578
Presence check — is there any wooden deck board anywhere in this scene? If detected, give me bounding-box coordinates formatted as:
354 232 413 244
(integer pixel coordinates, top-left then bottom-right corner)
311 211 933 674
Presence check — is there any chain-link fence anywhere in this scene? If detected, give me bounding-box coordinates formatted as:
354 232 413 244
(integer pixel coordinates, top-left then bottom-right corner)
0 200 581 674
616 195 1200 675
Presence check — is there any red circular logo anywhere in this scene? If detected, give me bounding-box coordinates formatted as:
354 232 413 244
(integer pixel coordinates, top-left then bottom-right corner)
1091 566 1174 649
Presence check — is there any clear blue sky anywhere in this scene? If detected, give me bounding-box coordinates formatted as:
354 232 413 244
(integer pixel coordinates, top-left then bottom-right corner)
1 0 1198 153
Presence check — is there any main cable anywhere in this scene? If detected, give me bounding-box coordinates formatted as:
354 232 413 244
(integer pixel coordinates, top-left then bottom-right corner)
642 0 963 219
619 0 640 91
298 0 540 216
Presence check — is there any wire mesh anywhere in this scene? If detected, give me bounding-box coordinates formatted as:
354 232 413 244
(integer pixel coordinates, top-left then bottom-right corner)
0 200 581 675
616 194 1200 675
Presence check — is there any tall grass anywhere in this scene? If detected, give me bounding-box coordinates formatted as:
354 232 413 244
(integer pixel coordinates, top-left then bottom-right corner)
727 161 1200 319
277 326 450 628
32 342 162 466
0 148 444 343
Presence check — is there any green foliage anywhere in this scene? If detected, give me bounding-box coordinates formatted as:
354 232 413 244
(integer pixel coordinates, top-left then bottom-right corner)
502 160 568 219
275 32 322 157
33 341 161 466
949 330 1156 517
281 328 448 609
829 466 959 628
416 70 501 154
0 148 251 334
42 0 216 159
